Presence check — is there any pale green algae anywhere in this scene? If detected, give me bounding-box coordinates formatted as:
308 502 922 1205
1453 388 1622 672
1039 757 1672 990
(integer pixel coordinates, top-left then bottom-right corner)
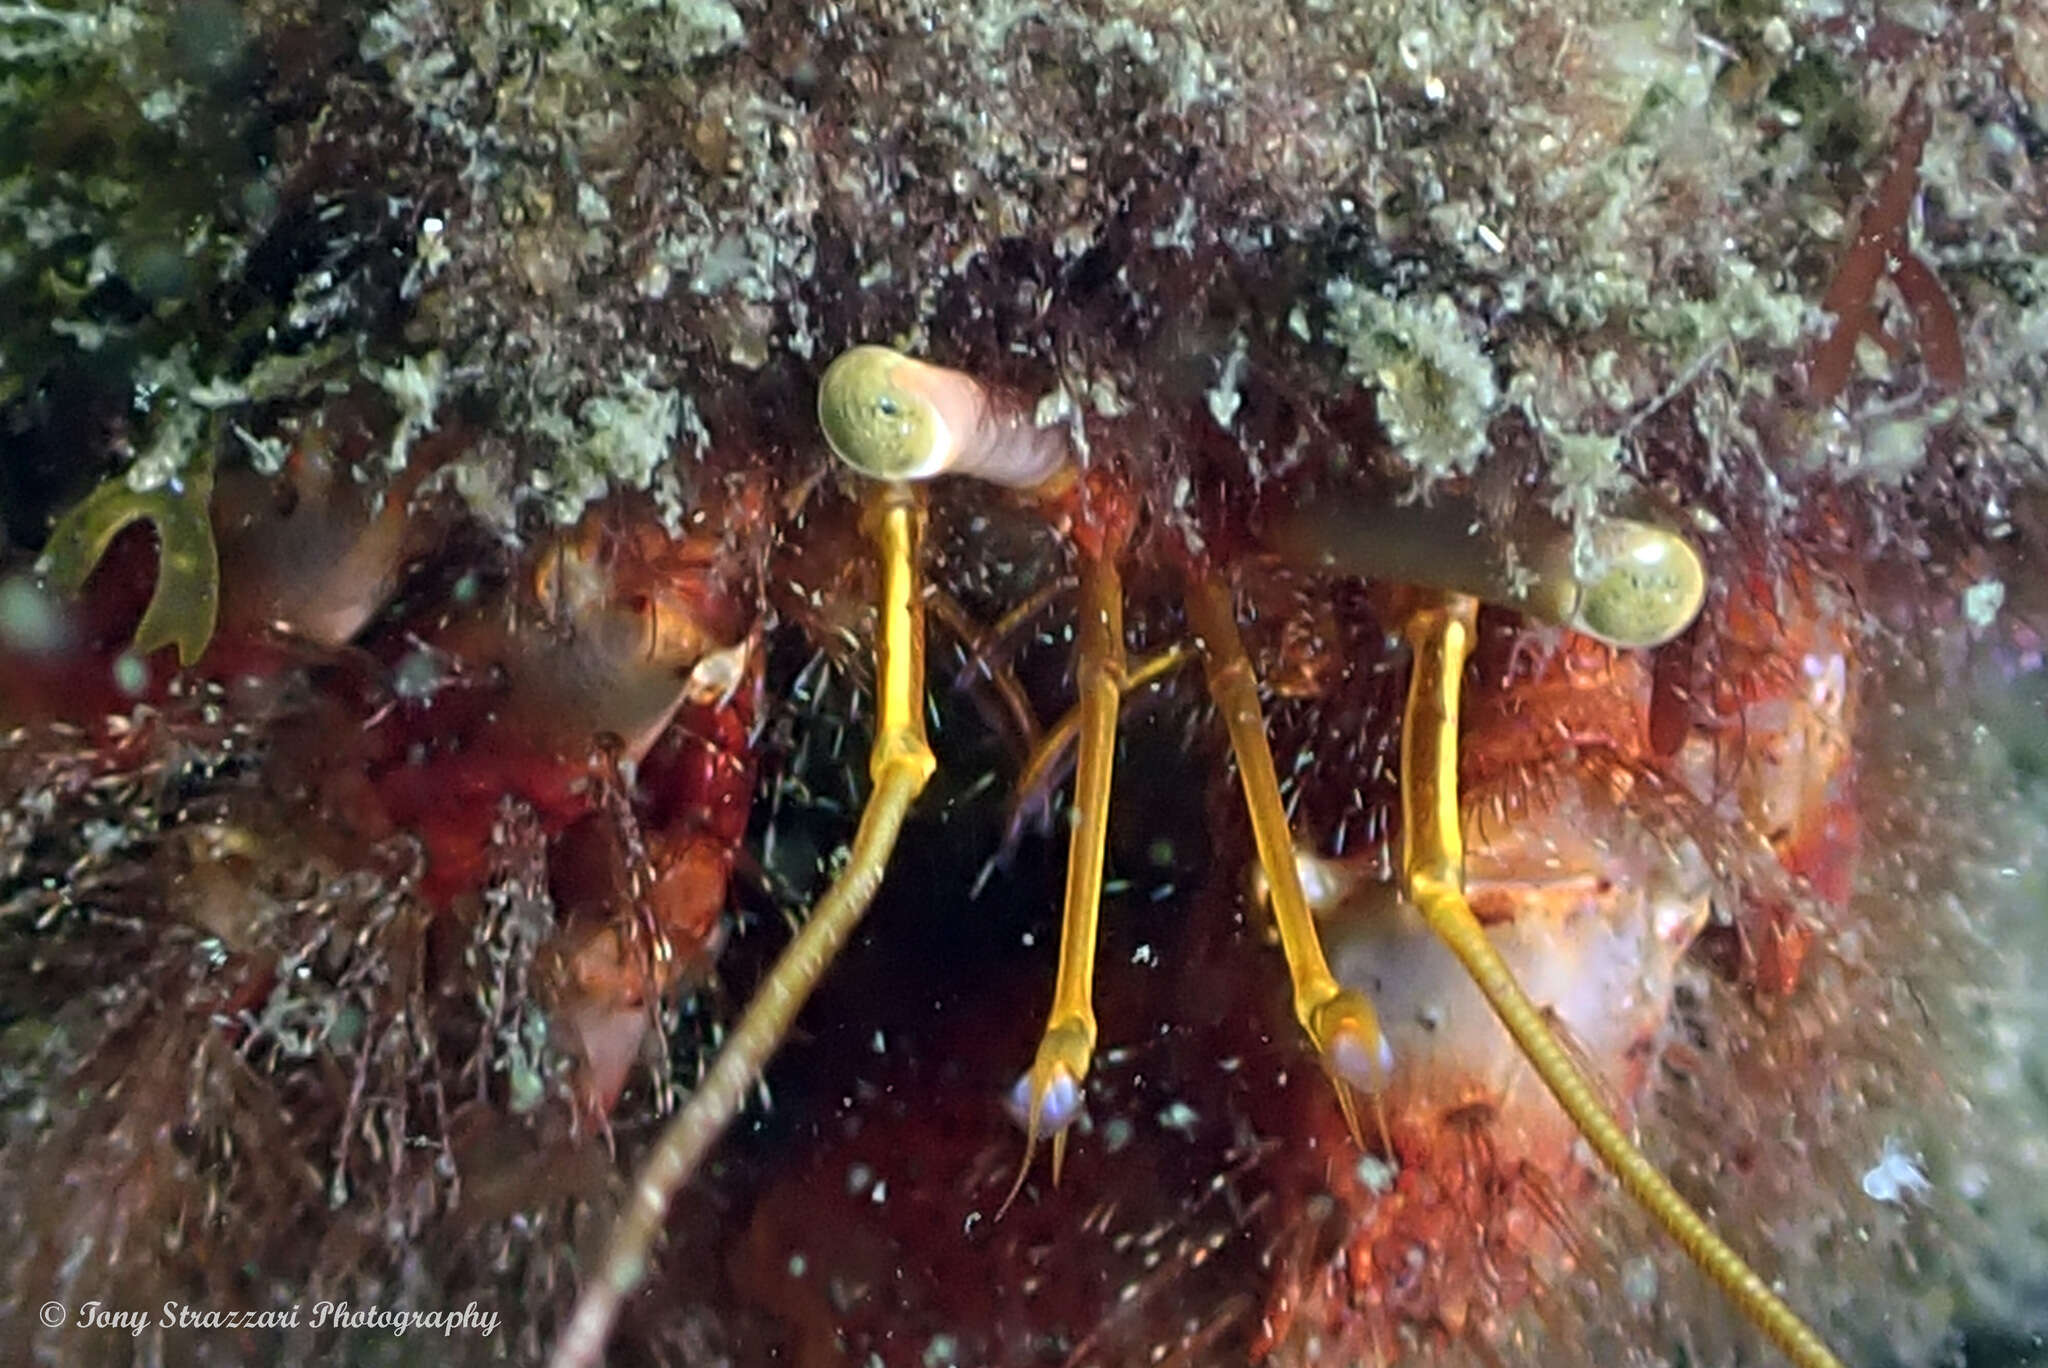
1316 281 1502 481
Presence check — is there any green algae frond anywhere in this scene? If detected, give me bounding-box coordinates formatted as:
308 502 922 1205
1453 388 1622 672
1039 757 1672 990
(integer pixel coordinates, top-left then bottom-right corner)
40 451 219 667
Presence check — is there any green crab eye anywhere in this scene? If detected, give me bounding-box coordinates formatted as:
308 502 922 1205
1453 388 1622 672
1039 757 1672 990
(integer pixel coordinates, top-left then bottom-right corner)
1568 518 1705 649
40 457 220 667
818 346 948 480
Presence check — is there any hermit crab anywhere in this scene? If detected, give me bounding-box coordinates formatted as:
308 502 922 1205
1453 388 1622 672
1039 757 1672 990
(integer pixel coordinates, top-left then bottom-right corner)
3 1 2039 1366
545 339 1846 1368
4 322 1889 1368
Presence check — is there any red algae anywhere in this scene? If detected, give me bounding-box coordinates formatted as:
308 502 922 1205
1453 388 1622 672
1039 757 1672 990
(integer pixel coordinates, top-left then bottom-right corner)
1807 85 1968 410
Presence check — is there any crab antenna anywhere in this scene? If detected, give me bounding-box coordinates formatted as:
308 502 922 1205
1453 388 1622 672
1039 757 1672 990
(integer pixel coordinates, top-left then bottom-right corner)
1184 572 1392 1137
1397 591 1844 1368
548 483 936 1368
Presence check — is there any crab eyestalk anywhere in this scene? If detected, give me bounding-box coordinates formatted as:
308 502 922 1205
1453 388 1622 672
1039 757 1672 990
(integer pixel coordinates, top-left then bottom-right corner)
1274 490 1705 649
1524 514 1707 648
818 345 1071 491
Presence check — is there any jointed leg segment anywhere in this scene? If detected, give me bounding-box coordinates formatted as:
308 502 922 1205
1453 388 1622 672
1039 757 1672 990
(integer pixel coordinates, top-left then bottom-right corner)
548 485 936 1368
1005 550 1127 1196
1396 591 1844 1368
1185 574 1392 1143
1001 643 1190 847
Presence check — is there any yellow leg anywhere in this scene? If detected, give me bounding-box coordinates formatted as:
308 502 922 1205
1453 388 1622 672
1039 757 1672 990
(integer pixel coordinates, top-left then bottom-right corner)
1008 643 1190 825
1004 550 1125 1201
549 484 937 1368
1185 574 1391 1144
1398 592 1844 1368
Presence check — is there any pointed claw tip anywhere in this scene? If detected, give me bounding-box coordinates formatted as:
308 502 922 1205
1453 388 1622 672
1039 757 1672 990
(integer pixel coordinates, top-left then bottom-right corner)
998 1066 1082 1220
